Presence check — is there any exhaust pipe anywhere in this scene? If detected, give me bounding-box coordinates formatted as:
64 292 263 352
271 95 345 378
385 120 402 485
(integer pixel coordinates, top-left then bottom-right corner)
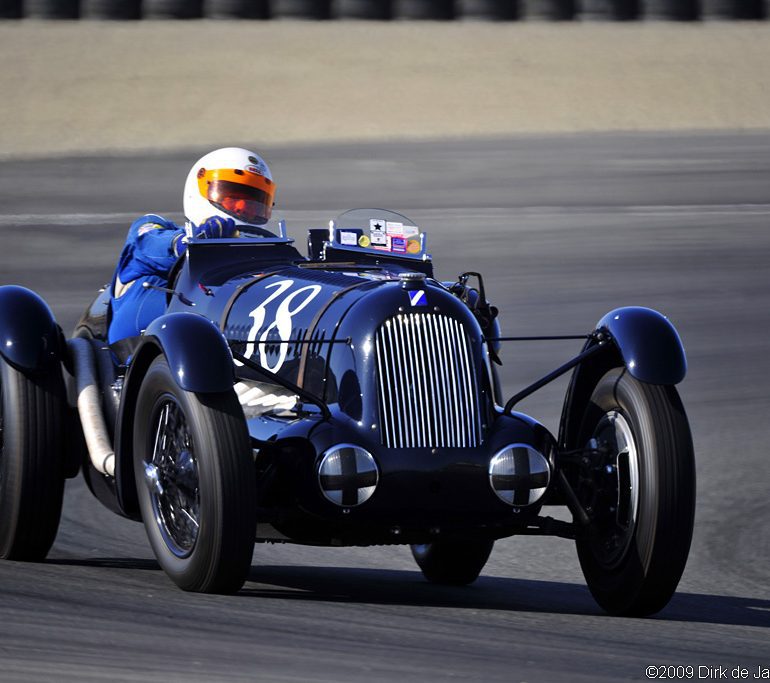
67 338 115 477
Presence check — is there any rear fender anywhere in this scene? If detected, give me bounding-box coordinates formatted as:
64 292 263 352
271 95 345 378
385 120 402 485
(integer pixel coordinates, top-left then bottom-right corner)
113 312 235 518
0 285 63 371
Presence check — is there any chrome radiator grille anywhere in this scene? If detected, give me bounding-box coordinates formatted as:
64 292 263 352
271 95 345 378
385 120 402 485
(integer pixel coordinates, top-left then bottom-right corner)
375 313 482 449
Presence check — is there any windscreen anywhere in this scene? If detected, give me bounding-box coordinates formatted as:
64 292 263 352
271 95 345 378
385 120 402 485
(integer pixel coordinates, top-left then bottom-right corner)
332 208 428 259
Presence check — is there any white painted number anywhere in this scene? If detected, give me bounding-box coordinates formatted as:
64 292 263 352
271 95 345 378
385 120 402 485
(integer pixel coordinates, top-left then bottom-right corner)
240 279 322 373
242 280 293 363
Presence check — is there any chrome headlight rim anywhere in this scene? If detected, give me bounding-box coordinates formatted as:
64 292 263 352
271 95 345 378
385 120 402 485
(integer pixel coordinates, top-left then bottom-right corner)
488 442 551 507
317 443 379 508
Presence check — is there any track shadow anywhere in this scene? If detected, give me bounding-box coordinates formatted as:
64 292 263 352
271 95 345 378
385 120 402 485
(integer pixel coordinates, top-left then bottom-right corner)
45 557 160 571
243 565 770 627
41 558 770 627
243 565 599 614
662 591 770 628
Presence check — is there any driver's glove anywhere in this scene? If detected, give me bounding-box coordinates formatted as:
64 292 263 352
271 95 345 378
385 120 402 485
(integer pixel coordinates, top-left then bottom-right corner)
193 216 239 240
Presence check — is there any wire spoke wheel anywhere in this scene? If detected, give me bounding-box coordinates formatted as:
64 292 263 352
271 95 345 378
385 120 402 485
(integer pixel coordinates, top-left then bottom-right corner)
144 398 200 558
134 355 256 593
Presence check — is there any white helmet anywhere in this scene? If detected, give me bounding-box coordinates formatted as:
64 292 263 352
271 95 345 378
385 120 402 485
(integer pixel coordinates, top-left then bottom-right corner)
183 147 276 230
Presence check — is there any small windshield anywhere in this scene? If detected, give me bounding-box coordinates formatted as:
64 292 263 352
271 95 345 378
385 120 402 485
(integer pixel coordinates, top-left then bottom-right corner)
332 208 427 259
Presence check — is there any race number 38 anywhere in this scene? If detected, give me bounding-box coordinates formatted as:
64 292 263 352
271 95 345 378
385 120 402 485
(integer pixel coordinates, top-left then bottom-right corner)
241 279 322 373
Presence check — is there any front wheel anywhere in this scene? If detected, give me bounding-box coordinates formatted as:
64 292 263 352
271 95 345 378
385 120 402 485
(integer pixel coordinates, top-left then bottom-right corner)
133 356 256 593
573 368 695 616
411 539 493 586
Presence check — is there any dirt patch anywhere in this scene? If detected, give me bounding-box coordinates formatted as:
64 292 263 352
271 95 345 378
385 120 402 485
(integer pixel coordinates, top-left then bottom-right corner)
1 21 769 157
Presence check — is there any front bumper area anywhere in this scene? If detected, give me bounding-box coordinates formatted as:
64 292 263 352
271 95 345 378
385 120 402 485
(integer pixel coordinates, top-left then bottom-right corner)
252 411 558 546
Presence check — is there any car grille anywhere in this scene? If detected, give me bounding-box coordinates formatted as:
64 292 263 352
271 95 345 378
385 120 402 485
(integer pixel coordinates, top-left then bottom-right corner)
375 312 482 449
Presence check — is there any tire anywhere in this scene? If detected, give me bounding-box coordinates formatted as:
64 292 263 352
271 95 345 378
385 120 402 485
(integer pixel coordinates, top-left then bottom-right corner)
80 0 141 19
458 0 519 20
335 0 393 18
395 0 456 19
271 0 332 18
573 368 695 616
701 0 765 18
525 0 576 20
0 0 23 19
580 0 639 20
24 0 79 17
0 358 66 561
142 0 202 18
411 539 493 585
133 356 255 594
643 0 699 19
205 0 269 19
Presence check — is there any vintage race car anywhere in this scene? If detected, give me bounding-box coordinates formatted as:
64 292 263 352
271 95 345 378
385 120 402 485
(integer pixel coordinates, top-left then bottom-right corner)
0 208 695 616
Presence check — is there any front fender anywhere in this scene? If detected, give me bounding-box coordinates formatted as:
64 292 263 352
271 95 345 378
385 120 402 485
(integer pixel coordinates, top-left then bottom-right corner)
558 306 686 453
113 311 235 519
0 285 62 371
597 306 686 385
142 312 234 393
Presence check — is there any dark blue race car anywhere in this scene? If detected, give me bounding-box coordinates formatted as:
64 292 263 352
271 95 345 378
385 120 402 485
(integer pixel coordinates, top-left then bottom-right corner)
0 208 695 616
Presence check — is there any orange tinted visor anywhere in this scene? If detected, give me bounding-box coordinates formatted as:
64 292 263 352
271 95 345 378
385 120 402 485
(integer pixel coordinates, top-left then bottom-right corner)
197 168 275 225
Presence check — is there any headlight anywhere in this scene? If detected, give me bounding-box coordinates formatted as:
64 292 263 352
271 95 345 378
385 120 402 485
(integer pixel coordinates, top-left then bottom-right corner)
317 444 379 507
488 444 551 506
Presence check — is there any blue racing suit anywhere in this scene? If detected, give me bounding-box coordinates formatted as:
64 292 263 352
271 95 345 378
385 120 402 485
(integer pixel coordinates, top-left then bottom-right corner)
108 213 238 344
108 214 185 345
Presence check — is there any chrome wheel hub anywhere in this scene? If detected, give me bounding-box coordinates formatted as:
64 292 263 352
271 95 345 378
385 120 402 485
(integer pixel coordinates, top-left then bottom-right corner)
145 398 200 558
588 410 640 569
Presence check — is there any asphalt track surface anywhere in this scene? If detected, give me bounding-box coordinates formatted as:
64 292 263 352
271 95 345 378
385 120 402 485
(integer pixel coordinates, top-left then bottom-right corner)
0 132 769 681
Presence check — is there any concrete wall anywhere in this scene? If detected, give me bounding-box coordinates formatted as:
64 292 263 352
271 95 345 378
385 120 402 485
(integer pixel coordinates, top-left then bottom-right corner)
1 22 768 158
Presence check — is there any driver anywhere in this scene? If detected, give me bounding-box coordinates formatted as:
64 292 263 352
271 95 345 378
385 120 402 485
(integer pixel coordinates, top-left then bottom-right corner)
108 147 276 344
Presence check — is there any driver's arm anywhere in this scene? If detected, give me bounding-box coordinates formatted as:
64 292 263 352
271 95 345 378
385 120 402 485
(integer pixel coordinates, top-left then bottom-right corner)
113 215 185 298
112 214 238 298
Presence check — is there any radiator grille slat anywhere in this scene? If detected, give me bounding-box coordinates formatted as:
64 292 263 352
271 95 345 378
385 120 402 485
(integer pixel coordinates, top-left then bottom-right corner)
376 313 482 449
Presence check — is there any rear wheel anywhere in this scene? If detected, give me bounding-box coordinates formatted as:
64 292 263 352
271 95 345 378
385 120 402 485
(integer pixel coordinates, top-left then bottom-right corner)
0 357 66 560
134 356 255 593
411 539 493 585
573 368 695 616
